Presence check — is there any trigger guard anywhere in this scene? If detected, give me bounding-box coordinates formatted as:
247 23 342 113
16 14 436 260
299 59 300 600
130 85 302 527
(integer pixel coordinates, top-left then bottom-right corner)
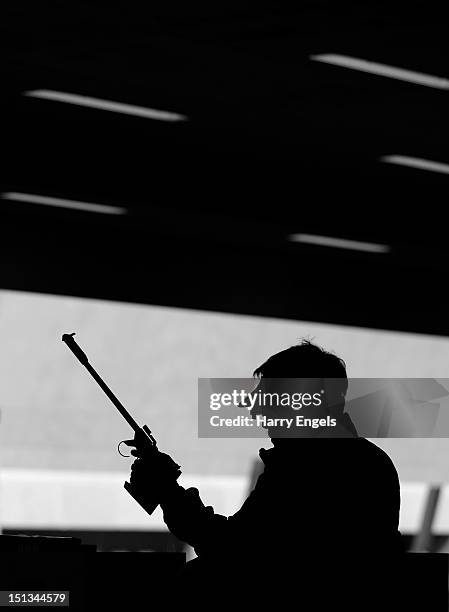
118 440 131 458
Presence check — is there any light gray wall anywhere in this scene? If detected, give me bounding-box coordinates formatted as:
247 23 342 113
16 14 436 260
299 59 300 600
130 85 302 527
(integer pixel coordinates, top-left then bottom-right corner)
1 290 449 482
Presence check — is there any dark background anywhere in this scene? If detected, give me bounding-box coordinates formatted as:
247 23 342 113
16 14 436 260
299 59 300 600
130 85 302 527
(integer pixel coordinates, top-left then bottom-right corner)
1 0 448 334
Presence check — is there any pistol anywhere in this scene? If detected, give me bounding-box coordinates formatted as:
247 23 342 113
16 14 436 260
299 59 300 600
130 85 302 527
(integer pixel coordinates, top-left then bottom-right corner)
62 333 181 515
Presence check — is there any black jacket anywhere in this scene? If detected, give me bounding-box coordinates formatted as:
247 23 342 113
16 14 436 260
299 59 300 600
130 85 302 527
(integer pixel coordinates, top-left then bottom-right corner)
160 437 402 560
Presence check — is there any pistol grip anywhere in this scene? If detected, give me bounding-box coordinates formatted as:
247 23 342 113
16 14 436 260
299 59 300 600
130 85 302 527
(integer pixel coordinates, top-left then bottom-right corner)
124 481 159 516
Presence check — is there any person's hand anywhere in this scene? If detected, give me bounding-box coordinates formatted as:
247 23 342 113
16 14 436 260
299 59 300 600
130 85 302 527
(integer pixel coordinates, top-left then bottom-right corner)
129 450 181 500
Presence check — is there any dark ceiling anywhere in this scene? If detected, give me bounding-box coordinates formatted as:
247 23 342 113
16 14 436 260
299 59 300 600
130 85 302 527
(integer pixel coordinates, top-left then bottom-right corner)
2 1 449 335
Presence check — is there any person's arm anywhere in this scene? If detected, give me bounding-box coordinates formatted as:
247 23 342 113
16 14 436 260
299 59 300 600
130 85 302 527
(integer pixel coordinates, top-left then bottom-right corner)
160 469 269 555
130 456 265 557
159 481 228 555
129 456 228 556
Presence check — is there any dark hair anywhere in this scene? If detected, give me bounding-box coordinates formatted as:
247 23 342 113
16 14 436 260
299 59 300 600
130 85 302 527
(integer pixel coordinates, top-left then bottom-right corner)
253 339 347 385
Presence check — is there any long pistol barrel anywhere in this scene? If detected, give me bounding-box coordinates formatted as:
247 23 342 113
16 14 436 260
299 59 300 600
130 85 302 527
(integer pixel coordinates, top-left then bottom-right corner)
62 333 141 434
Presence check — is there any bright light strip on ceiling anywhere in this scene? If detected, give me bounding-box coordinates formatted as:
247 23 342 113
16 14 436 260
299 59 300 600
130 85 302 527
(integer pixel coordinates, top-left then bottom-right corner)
1 192 127 214
23 90 188 122
381 155 449 175
290 233 390 253
310 54 449 89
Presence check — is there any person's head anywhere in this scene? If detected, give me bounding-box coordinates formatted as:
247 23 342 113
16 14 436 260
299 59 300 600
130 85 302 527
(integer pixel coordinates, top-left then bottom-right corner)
253 339 347 381
251 339 349 439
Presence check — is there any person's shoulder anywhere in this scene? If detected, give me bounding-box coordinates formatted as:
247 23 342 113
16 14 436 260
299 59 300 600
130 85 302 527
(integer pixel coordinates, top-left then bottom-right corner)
356 437 390 456
355 438 399 474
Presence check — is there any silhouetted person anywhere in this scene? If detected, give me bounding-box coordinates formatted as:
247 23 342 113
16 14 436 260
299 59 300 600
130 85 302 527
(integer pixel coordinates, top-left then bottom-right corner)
129 341 402 603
